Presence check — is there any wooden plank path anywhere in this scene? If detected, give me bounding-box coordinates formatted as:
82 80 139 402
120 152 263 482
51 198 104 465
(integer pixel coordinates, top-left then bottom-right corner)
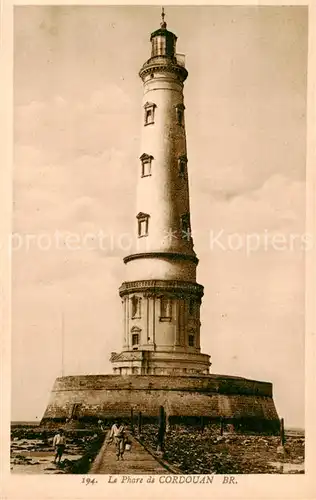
90 434 170 475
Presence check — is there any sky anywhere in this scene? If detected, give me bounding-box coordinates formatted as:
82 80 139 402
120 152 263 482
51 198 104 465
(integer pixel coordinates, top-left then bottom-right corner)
12 6 307 427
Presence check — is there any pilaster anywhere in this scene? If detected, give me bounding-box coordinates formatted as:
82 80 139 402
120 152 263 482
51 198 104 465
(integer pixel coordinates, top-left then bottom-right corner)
175 298 181 346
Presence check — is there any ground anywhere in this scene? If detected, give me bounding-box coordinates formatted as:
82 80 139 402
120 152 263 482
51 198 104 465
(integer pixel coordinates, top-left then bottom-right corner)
10 426 104 474
139 424 304 474
10 423 304 475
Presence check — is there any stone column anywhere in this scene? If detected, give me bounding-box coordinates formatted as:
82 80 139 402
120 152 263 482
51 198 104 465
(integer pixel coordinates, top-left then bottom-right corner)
152 296 156 347
126 296 130 349
122 298 127 348
145 295 150 344
175 298 181 346
147 295 154 345
197 301 201 351
183 298 188 347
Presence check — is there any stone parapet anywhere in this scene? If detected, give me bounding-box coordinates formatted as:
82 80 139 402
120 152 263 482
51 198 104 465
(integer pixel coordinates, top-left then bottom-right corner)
119 279 203 299
41 374 279 433
48 374 274 396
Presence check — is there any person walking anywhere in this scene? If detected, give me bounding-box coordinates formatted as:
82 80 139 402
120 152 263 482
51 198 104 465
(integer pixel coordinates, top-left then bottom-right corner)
53 429 66 464
109 419 126 460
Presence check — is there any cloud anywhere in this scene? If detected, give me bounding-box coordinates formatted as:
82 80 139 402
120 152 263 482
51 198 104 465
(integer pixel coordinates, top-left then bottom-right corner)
191 174 305 246
84 86 133 114
15 88 139 163
13 143 136 232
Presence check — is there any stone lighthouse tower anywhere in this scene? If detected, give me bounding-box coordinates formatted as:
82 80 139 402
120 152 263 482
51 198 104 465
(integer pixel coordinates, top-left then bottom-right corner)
111 10 210 376
42 11 279 432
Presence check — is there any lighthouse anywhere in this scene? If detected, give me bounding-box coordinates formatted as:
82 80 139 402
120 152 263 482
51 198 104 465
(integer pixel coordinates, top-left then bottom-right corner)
111 10 210 376
42 11 279 434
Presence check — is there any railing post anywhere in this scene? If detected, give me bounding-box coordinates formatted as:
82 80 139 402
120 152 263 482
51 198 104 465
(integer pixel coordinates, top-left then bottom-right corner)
220 417 224 436
280 417 285 446
138 411 142 436
130 408 134 435
157 405 165 453
200 416 205 432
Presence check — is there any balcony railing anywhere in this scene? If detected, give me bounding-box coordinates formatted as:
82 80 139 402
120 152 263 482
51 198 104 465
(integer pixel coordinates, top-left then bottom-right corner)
176 53 186 67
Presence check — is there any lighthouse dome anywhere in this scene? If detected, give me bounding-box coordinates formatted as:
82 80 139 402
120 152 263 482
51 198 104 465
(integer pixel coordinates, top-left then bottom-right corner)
150 27 177 59
139 10 188 82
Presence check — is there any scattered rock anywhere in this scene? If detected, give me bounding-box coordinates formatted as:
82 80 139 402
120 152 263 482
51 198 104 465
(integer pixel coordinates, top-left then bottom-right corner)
139 424 304 475
277 445 285 455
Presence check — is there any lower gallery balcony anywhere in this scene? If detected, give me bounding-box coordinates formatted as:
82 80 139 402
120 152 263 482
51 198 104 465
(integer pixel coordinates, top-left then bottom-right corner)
110 349 210 376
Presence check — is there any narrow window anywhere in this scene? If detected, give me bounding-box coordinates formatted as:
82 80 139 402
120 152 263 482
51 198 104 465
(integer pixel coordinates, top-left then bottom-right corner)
160 297 173 321
152 36 166 57
178 155 187 178
132 366 138 374
146 108 152 123
132 334 139 346
177 108 183 125
181 213 191 240
144 102 156 126
131 326 141 348
137 212 150 237
175 103 185 126
139 219 147 236
140 153 153 177
131 296 141 318
188 334 195 347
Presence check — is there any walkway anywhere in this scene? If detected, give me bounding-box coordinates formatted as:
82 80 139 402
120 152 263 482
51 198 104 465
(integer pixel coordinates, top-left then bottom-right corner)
90 434 169 474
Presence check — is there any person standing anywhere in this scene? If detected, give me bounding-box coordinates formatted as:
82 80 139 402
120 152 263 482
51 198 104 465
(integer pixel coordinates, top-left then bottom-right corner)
53 429 66 464
98 419 105 431
109 420 126 461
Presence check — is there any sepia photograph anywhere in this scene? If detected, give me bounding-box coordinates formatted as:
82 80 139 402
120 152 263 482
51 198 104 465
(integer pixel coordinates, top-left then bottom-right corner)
10 5 307 478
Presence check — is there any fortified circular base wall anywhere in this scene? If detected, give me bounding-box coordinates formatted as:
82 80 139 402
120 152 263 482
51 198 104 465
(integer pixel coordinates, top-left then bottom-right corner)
41 374 279 433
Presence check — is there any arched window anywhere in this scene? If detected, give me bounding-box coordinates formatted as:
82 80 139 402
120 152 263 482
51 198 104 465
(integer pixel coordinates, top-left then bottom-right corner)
131 296 141 319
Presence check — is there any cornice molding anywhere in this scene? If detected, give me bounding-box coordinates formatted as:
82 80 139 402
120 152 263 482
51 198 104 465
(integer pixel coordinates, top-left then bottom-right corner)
123 251 198 265
139 61 188 82
119 279 204 299
136 212 150 220
143 101 157 110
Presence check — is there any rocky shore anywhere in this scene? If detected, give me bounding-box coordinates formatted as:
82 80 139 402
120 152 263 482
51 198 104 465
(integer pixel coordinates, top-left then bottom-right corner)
11 426 104 474
11 423 304 475
138 424 304 474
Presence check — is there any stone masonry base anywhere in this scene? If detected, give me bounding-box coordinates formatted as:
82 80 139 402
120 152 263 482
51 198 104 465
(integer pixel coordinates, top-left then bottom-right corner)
41 374 279 433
